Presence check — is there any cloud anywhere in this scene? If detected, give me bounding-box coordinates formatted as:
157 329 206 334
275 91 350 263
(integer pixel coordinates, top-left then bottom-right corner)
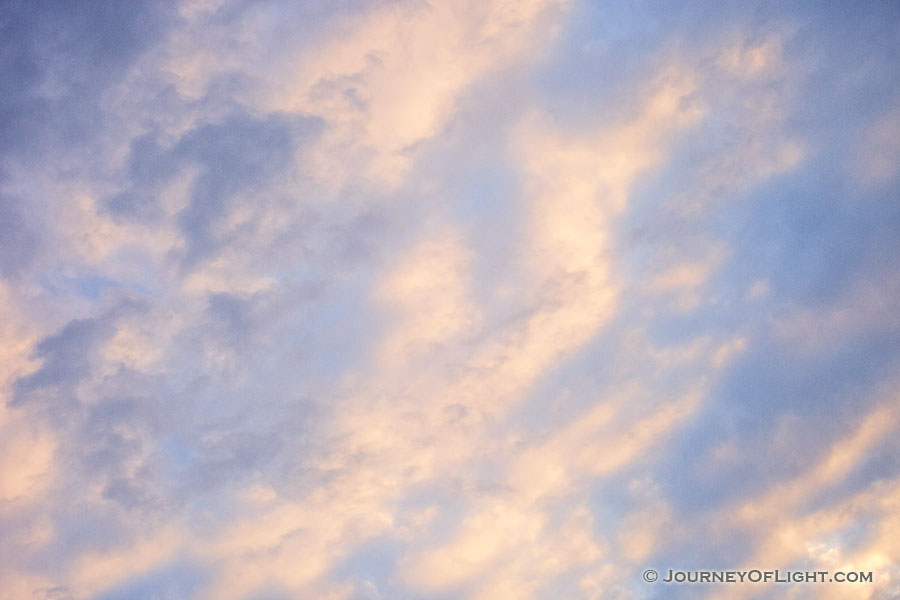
1 0 899 599
12 314 119 408
0 189 40 278
0 420 55 502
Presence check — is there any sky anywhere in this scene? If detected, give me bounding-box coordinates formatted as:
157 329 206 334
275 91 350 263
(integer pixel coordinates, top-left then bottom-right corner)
1 1 899 599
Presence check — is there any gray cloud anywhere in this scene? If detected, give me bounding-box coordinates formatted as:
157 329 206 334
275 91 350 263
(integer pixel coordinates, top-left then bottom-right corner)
12 315 117 410
0 0 174 160
0 188 39 278
106 111 323 265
